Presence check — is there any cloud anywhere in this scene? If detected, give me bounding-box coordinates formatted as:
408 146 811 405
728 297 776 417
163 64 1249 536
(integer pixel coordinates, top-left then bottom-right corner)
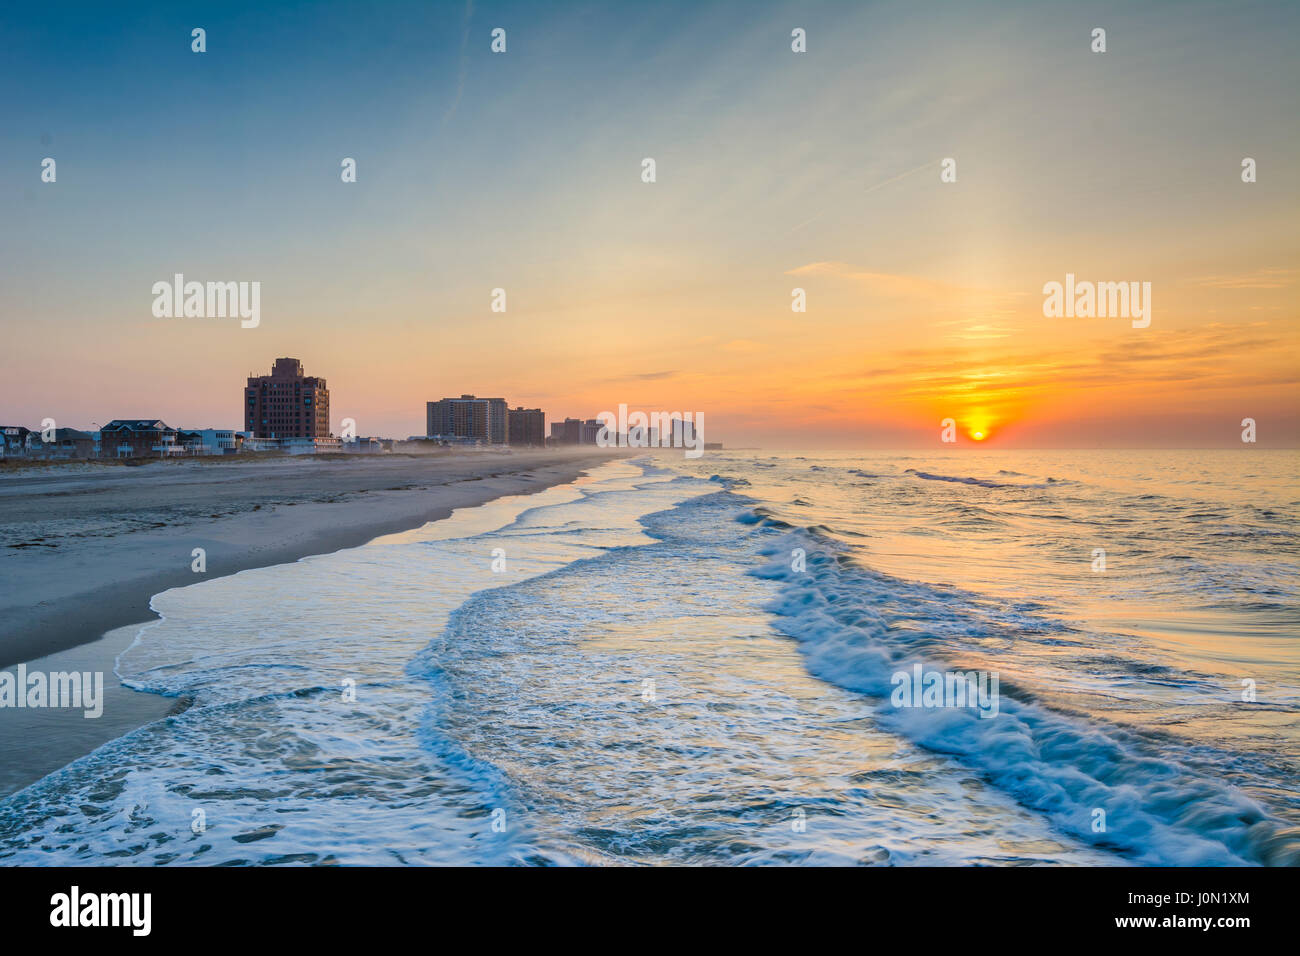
931 319 1021 341
443 0 476 125
811 321 1298 409
720 339 764 352
592 370 678 384
784 261 1007 302
1192 268 1297 290
861 159 942 196
789 160 942 233
631 370 677 380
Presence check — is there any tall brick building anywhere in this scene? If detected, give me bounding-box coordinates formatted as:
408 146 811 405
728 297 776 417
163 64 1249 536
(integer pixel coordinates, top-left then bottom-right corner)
245 358 330 439
507 407 546 447
100 420 178 457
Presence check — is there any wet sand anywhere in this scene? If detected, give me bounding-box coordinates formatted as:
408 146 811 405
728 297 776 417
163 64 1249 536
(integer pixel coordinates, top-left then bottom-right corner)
0 448 620 795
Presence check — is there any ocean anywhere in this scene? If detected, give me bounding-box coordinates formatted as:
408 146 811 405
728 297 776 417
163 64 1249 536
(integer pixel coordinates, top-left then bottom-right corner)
1 451 1296 865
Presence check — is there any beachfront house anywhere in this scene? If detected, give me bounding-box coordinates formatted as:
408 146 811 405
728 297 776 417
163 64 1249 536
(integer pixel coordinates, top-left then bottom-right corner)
0 426 93 459
283 436 342 454
0 425 33 458
341 436 384 454
176 428 241 456
99 419 180 458
49 428 96 459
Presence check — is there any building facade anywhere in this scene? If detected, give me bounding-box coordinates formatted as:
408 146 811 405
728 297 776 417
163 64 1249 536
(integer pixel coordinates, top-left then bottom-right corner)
177 429 240 455
0 426 33 457
426 395 508 444
550 417 612 445
245 358 330 439
507 407 546 447
100 420 179 457
550 417 583 444
485 398 507 444
50 428 96 458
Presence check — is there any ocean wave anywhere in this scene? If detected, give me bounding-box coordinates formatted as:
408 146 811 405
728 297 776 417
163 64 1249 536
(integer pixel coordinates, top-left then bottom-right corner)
0 460 706 866
734 505 795 530
905 469 1013 489
388 489 1120 864
905 469 1071 491
749 526 1300 866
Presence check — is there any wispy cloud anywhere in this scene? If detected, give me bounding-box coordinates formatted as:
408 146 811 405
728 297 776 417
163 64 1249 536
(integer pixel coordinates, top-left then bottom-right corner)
1192 268 1297 289
720 340 764 352
593 370 678 385
789 160 942 233
785 261 1008 303
631 370 677 380
861 159 942 196
442 0 476 125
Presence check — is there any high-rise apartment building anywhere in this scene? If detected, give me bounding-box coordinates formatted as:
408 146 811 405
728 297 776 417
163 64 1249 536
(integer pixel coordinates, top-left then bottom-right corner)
244 358 330 439
507 407 546 447
550 417 583 445
486 397 507 444
426 395 508 443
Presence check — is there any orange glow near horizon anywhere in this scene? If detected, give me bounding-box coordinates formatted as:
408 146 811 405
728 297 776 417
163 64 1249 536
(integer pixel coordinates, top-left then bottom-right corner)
965 409 996 443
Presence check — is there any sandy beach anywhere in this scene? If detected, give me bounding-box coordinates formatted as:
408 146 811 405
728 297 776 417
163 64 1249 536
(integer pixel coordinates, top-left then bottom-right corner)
0 448 620 794
0 448 619 668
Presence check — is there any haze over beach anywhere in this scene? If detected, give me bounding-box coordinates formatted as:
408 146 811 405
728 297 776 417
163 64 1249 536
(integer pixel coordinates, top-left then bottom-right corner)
0 0 1297 931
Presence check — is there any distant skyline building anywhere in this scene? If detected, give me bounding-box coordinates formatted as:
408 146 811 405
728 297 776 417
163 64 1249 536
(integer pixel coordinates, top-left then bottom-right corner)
245 358 330 439
507 406 546 447
427 395 485 441
549 417 606 445
550 417 583 445
426 395 508 444
487 397 507 444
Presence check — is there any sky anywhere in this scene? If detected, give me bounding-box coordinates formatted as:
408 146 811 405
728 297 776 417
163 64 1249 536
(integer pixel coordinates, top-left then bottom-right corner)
1 0 1297 448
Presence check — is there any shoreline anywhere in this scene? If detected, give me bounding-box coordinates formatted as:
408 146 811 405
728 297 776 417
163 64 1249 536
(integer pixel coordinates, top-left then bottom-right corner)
0 449 622 796
0 449 621 669
0 624 188 797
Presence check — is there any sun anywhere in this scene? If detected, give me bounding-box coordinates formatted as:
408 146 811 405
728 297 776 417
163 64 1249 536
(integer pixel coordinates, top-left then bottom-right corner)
966 416 994 442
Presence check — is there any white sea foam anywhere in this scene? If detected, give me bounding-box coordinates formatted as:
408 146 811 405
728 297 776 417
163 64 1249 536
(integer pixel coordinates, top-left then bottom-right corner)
0 461 694 864
682 448 1299 866
2 450 1295 866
